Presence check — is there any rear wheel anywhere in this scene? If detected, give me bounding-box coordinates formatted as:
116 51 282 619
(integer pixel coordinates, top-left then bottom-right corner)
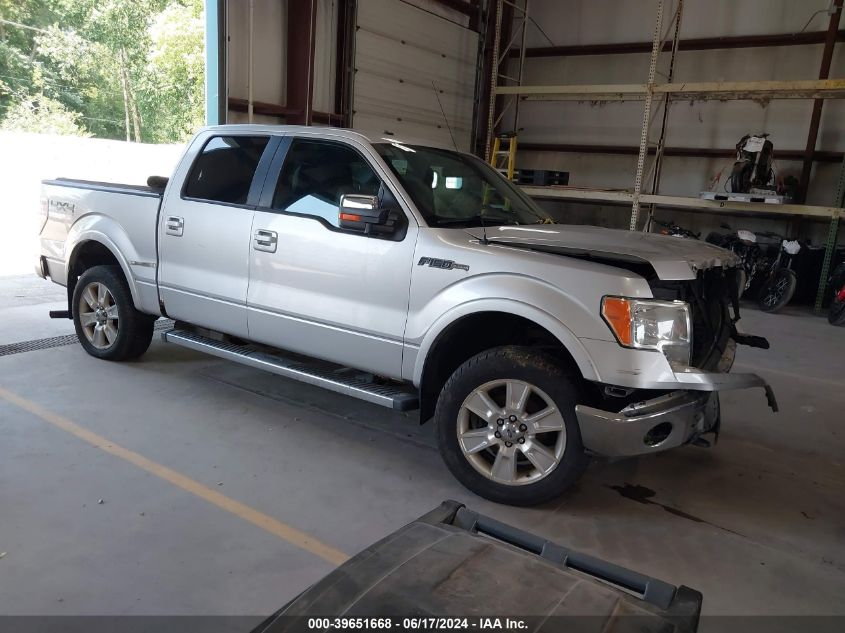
758 268 797 313
434 346 588 506
72 265 156 361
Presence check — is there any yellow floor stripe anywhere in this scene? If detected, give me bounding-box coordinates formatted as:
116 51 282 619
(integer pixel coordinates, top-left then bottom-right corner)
0 386 349 566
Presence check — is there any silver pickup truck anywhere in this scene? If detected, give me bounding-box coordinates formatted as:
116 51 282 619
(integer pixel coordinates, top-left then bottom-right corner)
37 125 776 505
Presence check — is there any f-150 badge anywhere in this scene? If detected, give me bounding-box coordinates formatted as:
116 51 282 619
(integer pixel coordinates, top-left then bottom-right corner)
418 257 469 272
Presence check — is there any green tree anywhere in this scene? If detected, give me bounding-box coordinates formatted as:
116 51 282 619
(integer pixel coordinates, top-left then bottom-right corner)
142 0 205 143
0 0 205 143
80 0 167 142
0 93 89 136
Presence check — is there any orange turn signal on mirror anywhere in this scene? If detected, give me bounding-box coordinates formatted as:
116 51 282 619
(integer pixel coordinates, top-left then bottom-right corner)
601 297 632 346
340 213 361 222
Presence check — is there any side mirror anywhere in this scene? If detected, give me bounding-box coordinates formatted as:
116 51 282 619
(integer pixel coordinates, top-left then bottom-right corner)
339 194 401 237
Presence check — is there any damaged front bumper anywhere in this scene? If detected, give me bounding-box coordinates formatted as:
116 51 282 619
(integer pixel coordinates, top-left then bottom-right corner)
575 367 777 458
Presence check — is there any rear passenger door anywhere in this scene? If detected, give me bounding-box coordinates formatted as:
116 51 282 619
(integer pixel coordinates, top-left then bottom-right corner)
158 134 277 337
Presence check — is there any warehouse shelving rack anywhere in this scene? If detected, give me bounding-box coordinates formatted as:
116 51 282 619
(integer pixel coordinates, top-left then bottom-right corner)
483 0 845 310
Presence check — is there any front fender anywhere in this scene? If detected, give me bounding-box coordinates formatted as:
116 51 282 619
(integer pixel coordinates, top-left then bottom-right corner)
408 295 600 386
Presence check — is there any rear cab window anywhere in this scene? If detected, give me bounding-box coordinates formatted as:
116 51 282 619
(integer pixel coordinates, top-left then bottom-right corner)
183 136 270 205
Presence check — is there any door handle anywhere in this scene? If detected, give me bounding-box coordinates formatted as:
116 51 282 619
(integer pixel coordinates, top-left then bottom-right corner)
165 216 184 236
254 229 277 253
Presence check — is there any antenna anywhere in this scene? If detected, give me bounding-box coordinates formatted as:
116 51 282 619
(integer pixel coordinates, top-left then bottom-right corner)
431 81 459 152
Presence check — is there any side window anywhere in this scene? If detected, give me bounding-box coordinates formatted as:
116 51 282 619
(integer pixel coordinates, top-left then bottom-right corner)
184 136 270 205
271 139 381 227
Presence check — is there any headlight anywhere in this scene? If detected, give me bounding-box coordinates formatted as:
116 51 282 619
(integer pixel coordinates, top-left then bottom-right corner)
601 297 691 365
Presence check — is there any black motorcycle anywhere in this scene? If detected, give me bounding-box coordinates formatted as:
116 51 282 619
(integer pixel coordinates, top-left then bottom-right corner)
757 235 801 313
706 224 800 313
706 224 761 298
730 133 774 193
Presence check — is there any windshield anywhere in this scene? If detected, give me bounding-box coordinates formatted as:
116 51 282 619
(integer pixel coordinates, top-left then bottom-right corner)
374 142 553 228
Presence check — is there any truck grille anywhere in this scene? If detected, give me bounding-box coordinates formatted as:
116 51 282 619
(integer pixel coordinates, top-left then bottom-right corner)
648 268 736 370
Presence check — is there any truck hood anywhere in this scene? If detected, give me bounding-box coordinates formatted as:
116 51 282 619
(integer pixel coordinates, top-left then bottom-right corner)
466 224 738 281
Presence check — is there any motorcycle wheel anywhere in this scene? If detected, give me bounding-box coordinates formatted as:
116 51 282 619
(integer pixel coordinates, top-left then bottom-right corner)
758 268 797 313
736 268 748 298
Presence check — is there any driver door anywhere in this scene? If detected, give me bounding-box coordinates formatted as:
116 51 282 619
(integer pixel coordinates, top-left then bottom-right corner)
246 137 418 379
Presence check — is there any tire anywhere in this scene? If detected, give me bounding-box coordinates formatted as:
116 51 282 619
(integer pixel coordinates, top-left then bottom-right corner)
72 265 156 361
730 161 753 193
758 268 797 313
733 267 748 298
434 346 589 506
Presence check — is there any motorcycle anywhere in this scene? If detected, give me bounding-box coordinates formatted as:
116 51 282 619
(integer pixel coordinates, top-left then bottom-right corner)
730 133 774 194
706 224 762 298
706 224 800 312
828 262 845 326
757 236 801 313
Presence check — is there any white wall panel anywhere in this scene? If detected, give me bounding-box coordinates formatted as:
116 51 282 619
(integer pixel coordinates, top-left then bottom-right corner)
226 0 287 105
353 0 479 150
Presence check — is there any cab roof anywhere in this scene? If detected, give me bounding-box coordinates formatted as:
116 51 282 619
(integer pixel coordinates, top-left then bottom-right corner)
198 124 459 153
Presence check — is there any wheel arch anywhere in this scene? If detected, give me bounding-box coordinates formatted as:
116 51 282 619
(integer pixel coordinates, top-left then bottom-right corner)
414 304 598 423
66 236 139 315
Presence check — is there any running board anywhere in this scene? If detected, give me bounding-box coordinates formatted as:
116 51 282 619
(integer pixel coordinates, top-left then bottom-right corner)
162 328 419 411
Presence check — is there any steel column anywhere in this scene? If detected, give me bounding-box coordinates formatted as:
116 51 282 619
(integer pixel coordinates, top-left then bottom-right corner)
630 0 665 231
204 0 226 125
484 0 504 161
814 156 845 313
286 0 318 125
646 0 684 231
334 0 355 127
799 0 844 203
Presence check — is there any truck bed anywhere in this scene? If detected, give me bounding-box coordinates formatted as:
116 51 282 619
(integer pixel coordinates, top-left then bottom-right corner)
39 177 164 315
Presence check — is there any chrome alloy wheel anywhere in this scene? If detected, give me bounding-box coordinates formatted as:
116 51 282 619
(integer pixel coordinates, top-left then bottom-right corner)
77 281 119 349
457 379 567 486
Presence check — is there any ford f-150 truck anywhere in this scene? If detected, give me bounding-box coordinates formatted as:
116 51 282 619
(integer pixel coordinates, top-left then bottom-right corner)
36 125 776 505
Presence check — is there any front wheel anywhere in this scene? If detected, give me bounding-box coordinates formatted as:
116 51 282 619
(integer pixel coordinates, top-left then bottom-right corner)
758 268 797 313
72 265 156 361
434 346 589 506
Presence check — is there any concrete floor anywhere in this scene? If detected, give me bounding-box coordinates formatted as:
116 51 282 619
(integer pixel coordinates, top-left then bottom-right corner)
1 273 844 624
